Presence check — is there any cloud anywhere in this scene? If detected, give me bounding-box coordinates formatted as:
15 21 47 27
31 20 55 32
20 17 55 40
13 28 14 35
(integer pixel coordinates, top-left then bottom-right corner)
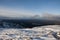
41 13 60 21
0 7 37 18
0 7 60 20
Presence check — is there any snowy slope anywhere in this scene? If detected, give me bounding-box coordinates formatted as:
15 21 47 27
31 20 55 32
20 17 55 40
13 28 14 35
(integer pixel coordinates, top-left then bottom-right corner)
0 25 60 40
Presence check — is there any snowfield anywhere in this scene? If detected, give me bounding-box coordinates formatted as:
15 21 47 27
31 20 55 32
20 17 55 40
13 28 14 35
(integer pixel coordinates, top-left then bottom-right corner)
0 25 60 40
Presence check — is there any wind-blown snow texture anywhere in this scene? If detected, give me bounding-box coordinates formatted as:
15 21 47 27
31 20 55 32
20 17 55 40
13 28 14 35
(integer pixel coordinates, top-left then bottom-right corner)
0 25 60 40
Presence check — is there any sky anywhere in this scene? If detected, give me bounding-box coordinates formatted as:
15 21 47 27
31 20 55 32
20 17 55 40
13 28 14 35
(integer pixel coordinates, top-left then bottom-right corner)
0 0 60 17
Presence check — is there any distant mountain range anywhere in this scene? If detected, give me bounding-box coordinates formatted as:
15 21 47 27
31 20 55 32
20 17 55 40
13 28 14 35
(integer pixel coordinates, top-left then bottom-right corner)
0 14 60 28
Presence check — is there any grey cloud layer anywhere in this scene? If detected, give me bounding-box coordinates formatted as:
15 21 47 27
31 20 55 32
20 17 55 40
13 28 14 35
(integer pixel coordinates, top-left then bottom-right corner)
0 7 36 18
0 7 60 20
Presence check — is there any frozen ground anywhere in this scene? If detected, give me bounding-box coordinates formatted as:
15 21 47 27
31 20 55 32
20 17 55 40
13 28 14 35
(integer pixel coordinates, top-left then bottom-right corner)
0 25 60 40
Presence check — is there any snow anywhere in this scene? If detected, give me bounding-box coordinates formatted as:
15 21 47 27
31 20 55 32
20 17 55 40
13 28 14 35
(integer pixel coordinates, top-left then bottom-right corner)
0 25 60 40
